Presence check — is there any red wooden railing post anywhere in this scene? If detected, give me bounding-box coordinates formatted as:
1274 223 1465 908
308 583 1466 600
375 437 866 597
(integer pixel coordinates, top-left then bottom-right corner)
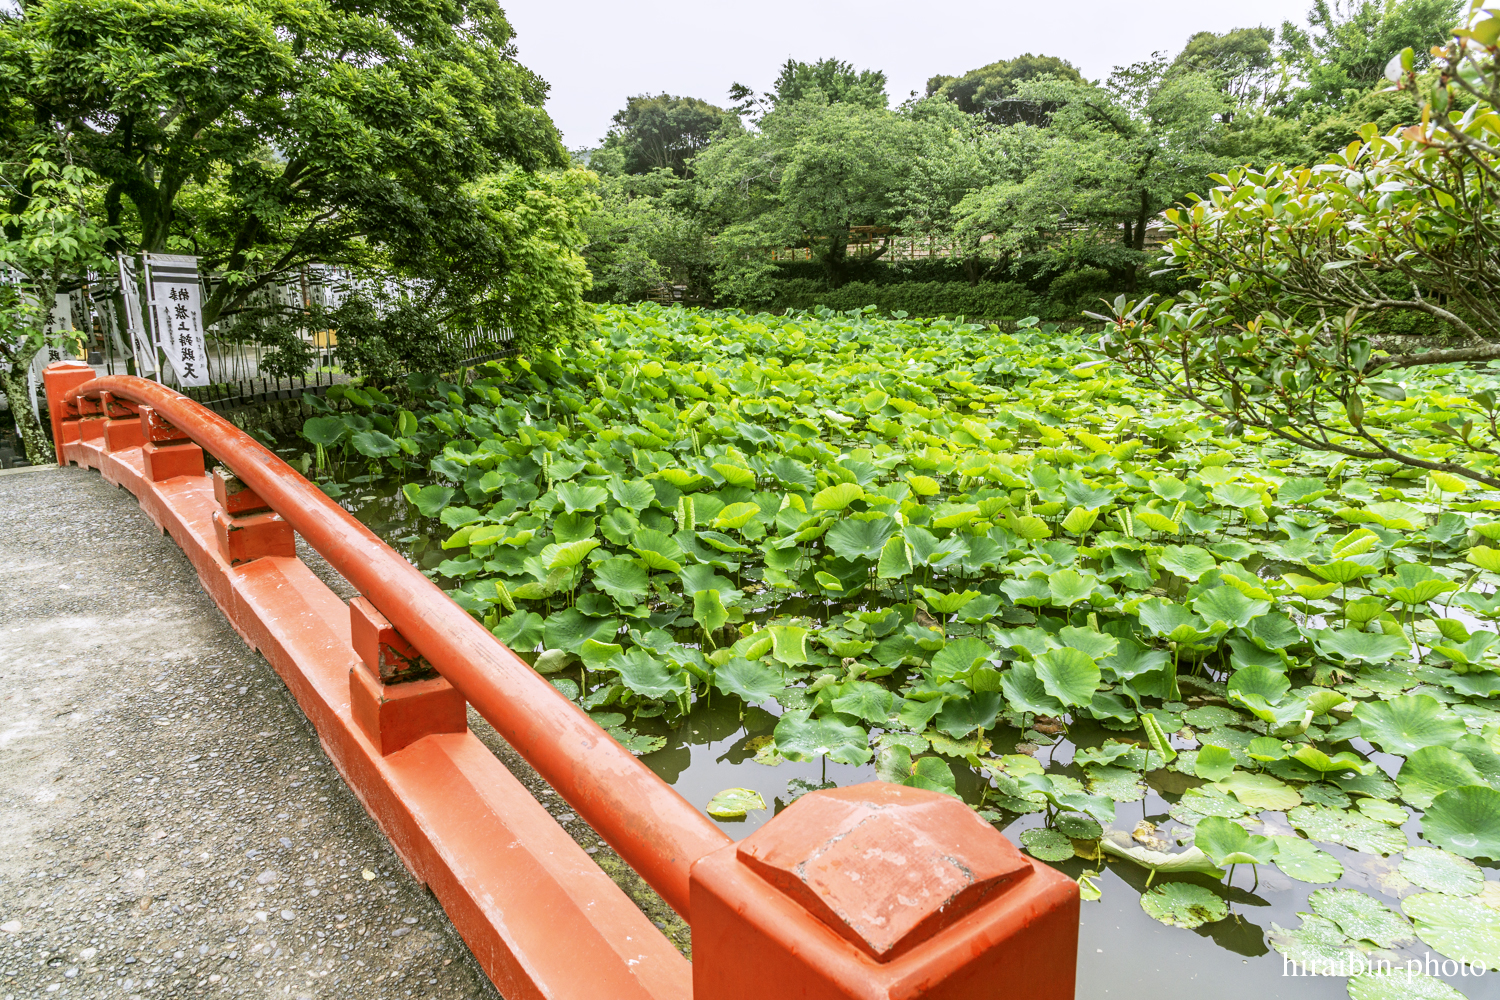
690 783 1079 1000
347 596 468 756
210 468 295 566
138 405 205 482
42 361 96 465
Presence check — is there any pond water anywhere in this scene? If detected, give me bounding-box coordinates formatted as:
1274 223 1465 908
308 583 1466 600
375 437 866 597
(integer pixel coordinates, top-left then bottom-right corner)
320 471 1498 1000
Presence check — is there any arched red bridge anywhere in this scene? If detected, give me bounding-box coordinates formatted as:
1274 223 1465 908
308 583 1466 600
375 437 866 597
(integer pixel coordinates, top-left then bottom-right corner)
42 360 1078 1000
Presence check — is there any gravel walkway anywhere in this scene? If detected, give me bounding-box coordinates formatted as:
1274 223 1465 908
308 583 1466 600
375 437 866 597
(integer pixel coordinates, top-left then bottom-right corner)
0 465 685 1000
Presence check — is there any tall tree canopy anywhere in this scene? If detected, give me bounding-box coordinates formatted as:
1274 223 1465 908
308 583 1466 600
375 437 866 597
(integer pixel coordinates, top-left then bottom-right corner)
925 53 1084 125
0 0 568 328
1280 0 1464 110
595 94 736 177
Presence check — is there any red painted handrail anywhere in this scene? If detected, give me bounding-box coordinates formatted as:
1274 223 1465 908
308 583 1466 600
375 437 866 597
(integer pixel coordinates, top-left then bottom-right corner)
66 375 730 918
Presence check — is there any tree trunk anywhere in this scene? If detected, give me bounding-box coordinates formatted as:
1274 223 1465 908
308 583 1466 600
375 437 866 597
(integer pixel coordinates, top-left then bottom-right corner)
1122 220 1134 247
0 366 51 466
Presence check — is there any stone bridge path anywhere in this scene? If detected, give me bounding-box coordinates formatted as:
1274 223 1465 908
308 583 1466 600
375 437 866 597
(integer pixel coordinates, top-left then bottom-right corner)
0 465 685 1000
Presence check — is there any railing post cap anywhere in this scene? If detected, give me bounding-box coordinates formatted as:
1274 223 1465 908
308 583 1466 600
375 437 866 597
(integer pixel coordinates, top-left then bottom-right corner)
733 782 1033 961
44 360 94 373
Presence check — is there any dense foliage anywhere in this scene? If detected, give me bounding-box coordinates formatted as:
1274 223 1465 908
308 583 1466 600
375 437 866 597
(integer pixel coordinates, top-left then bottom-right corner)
306 304 1500 978
1099 3 1500 488
0 0 592 348
580 0 1468 321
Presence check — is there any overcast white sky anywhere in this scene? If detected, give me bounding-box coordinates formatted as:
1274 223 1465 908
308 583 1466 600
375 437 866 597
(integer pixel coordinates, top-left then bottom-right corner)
504 0 1320 149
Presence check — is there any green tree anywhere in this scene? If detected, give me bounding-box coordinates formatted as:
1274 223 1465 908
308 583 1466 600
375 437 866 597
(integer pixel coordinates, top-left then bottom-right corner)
0 0 566 330
925 53 1084 125
730 58 889 117
1280 0 1463 111
599 94 736 177
1097 6 1500 488
950 61 1233 264
1169 28 1282 107
693 99 914 290
580 170 714 303
0 156 114 464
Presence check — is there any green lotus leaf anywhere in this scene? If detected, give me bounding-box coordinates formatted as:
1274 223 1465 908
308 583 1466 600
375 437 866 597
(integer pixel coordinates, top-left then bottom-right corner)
302 415 348 446
604 647 691 700
1401 892 1500 970
705 786 765 818
1159 544 1217 582
1033 647 1101 708
1398 846 1483 896
692 589 728 634
1356 695 1467 755
711 463 757 488
877 534 913 579
1001 662 1067 717
492 611 545 651
403 483 455 517
1347 970 1469 1000
812 482 864 511
1192 587 1270 629
1422 784 1500 860
1099 832 1224 879
1020 827 1074 862
1375 562 1459 607
1047 568 1098 608
915 585 981 615
592 557 650 606
711 656 782 705
1216 771 1302 811
768 625 809 666
1313 627 1410 665
1193 745 1237 781
1289 745 1375 775
930 636 993 681
831 680 898 724
1271 836 1343 884
773 709 871 765
542 538 600 572
1140 882 1228 929
933 691 1004 738
1307 559 1377 585
1139 711 1177 765
628 528 685 572
825 516 895 561
555 481 610 514
543 609 620 654
1289 803 1409 856
1194 815 1276 867
1398 747 1486 809
707 502 758 531
1308 888 1413 948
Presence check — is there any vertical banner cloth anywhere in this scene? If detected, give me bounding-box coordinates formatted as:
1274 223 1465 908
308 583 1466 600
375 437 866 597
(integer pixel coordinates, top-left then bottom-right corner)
143 253 210 387
116 254 156 376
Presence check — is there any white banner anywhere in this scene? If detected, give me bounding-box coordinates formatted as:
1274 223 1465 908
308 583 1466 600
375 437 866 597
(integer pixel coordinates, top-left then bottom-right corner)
144 253 209 387
117 254 155 376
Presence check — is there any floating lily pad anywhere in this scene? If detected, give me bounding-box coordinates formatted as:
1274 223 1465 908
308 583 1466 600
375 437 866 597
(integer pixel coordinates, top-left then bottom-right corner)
1422 785 1500 860
1310 888 1414 948
1357 798 1409 826
1216 771 1302 811
1140 882 1228 929
1085 765 1147 802
1398 847 1483 896
1401 892 1500 970
1020 827 1075 862
1056 812 1103 840
1347 970 1470 1000
1272 836 1344 884
1290 804 1409 856
1268 913 1363 973
706 787 766 819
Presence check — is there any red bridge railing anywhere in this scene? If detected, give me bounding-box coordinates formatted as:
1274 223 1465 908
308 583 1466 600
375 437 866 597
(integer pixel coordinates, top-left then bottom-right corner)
45 361 1078 1000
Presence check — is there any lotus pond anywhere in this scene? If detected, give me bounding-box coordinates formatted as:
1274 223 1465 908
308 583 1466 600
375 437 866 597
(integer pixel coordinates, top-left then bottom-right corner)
292 304 1500 999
